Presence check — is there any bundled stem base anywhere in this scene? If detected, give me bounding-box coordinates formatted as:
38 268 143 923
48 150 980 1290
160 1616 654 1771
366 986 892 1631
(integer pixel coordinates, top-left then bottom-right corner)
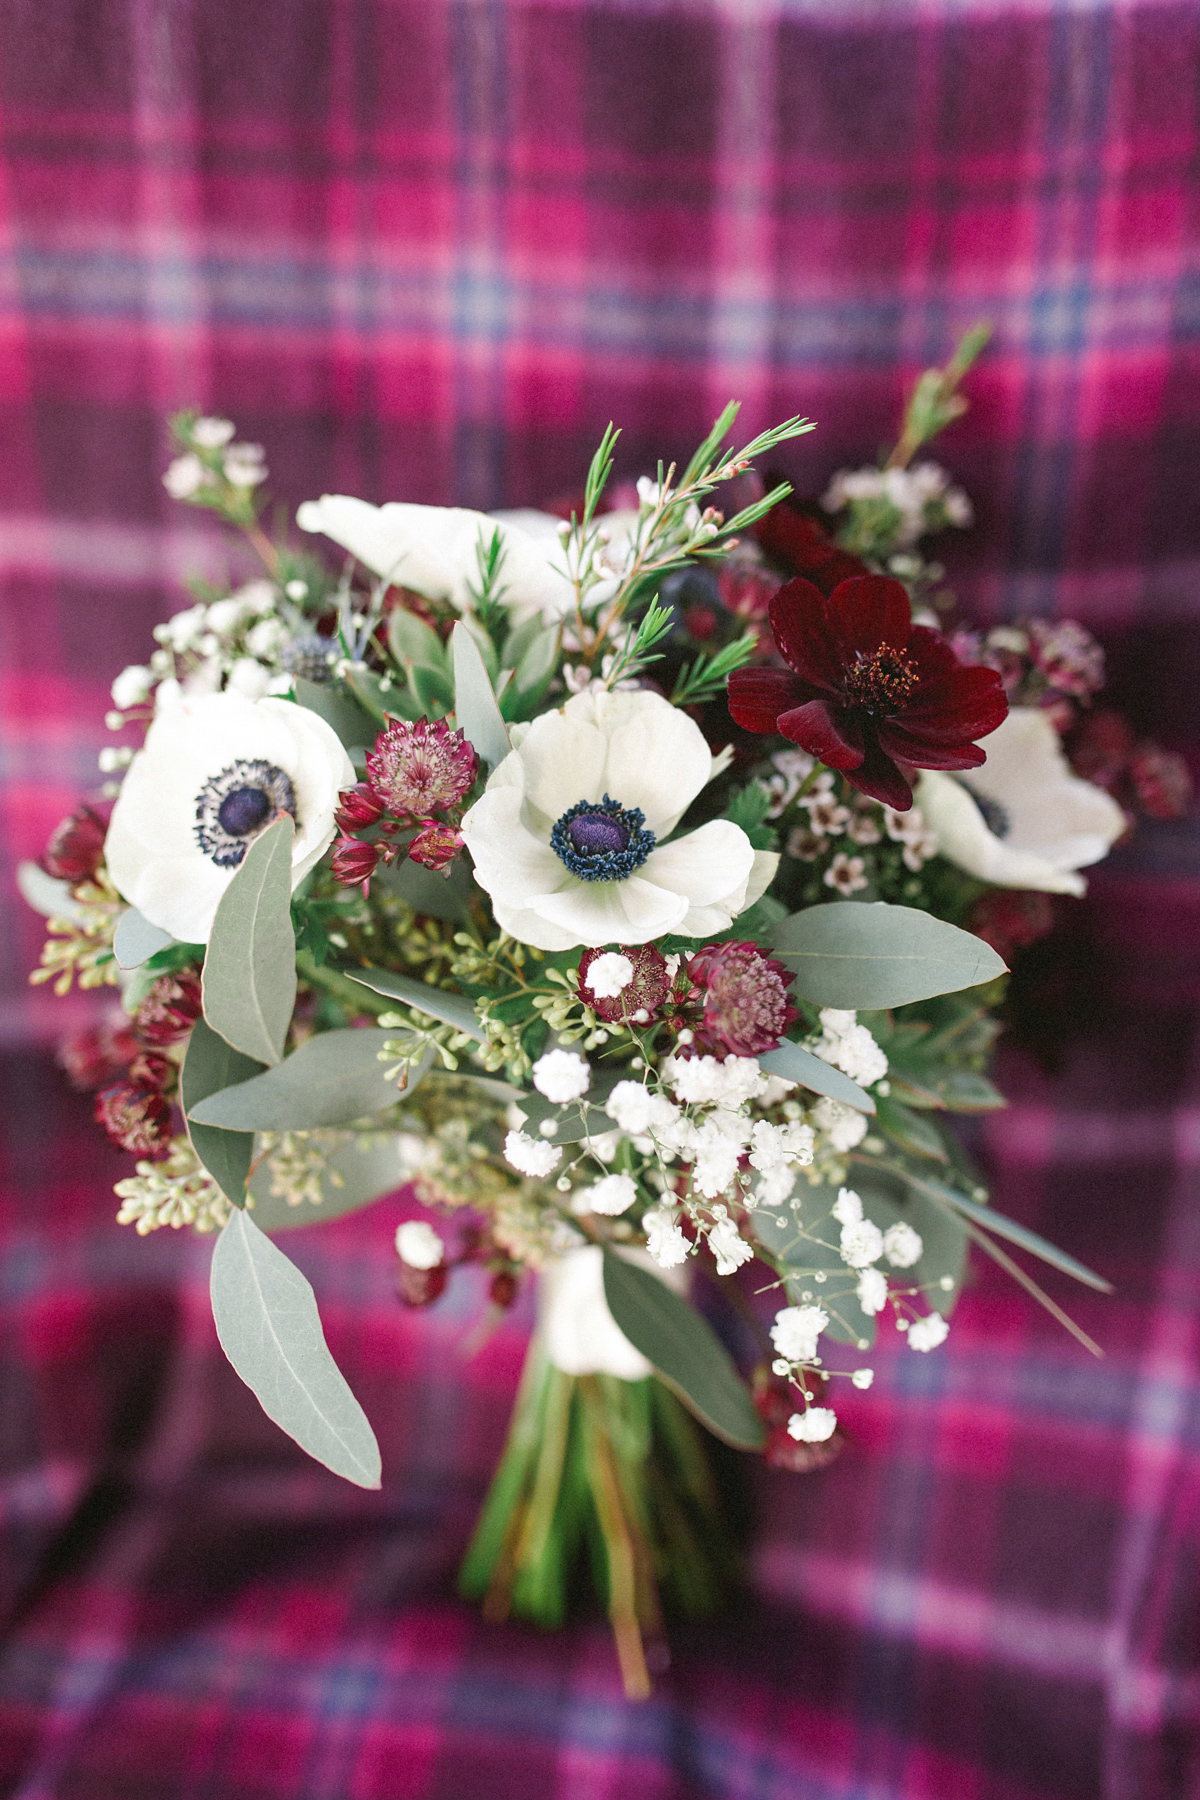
459 1340 737 1698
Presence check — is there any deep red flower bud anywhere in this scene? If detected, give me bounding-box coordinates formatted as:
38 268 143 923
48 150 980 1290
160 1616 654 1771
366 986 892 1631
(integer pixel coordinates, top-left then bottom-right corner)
489 1270 519 1309
42 804 108 883
335 782 386 832
94 1082 173 1157
968 888 1056 961
685 940 799 1058
127 1050 177 1091
577 943 672 1025
366 716 478 816
56 1017 140 1091
755 499 871 595
135 967 203 1046
728 575 1008 810
407 820 464 874
396 1263 448 1308
331 835 380 888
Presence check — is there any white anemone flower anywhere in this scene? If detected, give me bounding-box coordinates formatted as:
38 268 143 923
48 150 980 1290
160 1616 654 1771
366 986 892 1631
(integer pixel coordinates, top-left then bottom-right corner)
916 707 1125 897
459 687 777 950
105 691 353 944
296 494 575 625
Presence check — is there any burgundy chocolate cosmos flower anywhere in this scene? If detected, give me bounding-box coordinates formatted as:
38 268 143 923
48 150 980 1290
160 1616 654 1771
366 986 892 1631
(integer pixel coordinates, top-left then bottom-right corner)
727 575 1008 810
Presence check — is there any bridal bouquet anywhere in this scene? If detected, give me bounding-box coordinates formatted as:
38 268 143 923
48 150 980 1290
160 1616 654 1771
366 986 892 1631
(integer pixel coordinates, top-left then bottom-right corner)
26 336 1153 1695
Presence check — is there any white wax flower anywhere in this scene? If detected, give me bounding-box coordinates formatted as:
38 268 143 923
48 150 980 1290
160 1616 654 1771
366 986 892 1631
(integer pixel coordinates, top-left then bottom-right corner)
580 1173 637 1216
459 688 776 951
531 1049 591 1104
162 453 209 499
503 1130 562 1179
395 1220 445 1269
787 1407 838 1443
770 1304 828 1363
191 417 236 448
223 444 267 487
916 708 1125 896
111 665 154 709
104 692 352 944
583 951 634 999
907 1312 950 1352
857 1268 889 1315
297 495 576 626
883 1222 923 1268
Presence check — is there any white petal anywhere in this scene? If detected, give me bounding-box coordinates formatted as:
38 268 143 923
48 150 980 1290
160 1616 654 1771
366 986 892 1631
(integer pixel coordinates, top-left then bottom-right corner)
512 707 610 824
489 895 583 953
532 874 688 947
956 707 1125 872
460 786 570 908
642 820 755 906
917 771 1087 894
565 688 713 833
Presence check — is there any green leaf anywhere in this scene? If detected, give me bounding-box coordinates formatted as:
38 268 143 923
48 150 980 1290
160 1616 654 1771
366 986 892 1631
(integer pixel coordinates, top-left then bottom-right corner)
874 1094 949 1162
771 902 1007 1009
759 1040 876 1114
210 1209 381 1487
181 1017 265 1203
507 617 559 696
247 1134 411 1232
387 607 447 672
292 678 378 752
600 1250 764 1450
201 816 297 1066
931 1070 1008 1113
341 968 484 1040
451 620 511 767
113 907 175 970
925 1184 1113 1293
459 610 500 682
188 1028 426 1131
408 659 455 715
344 666 407 724
372 851 475 921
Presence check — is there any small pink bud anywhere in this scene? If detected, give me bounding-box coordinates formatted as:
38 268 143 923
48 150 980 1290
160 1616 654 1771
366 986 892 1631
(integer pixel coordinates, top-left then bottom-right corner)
407 820 463 874
335 782 385 831
331 836 379 888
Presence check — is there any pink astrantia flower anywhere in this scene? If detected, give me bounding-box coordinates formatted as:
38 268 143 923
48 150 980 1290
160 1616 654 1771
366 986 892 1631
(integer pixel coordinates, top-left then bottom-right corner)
366 716 478 816
684 940 798 1059
408 820 464 873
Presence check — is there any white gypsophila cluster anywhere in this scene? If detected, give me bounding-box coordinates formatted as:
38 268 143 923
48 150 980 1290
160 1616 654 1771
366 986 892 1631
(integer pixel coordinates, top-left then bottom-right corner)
748 1117 816 1207
883 1221 923 1268
578 1173 638 1217
503 1129 563 1179
812 1010 889 1088
821 461 973 549
906 1312 950 1352
643 1206 691 1268
531 1048 591 1104
583 952 634 1000
811 1095 870 1154
883 804 940 872
708 1207 754 1275
771 1303 828 1364
395 1220 445 1269
787 1406 838 1443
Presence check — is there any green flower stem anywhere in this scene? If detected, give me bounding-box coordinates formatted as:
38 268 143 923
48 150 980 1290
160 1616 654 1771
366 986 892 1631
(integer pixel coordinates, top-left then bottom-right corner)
295 950 393 1017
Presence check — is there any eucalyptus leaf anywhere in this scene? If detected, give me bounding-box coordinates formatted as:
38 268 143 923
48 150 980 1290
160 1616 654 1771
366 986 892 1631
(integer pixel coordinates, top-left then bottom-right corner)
771 902 1006 1009
451 620 511 767
341 968 484 1040
293 678 378 752
459 610 500 682
387 607 447 672
210 1209 382 1487
202 816 297 1066
408 660 455 715
759 1040 875 1114
874 1094 949 1162
372 851 475 921
248 1134 412 1232
600 1250 764 1450
189 1029 428 1131
113 907 175 970
922 1182 1113 1293
181 1017 265 1203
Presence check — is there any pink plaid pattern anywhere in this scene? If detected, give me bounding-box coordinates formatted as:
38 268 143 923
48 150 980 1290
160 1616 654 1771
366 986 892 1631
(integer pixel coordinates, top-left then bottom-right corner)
1 1 1199 1792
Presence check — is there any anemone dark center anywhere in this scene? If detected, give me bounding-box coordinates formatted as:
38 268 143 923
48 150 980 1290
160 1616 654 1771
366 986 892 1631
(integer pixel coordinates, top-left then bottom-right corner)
217 785 273 837
549 794 655 883
843 645 918 713
195 759 298 869
966 788 1010 839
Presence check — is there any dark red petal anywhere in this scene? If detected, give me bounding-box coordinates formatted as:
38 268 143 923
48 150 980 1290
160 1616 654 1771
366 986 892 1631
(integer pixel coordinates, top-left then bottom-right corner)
776 698 864 770
842 738 914 809
768 580 844 689
825 576 913 660
726 666 805 735
905 625 963 678
877 722 989 770
756 504 870 595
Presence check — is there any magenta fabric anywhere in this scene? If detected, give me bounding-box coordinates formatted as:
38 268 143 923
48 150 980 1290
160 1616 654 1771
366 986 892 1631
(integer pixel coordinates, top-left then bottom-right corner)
2 1 1200 1794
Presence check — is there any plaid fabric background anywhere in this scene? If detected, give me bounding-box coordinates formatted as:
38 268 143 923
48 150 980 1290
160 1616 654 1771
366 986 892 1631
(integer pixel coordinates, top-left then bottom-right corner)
2 1 1200 1793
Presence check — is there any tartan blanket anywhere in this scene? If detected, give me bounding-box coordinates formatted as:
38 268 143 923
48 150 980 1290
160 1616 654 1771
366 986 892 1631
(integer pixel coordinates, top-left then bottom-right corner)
1 0 1200 1793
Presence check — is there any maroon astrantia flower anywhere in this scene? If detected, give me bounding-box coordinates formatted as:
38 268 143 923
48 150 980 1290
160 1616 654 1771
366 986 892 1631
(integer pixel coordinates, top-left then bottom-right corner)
331 835 380 890
135 968 203 1047
366 716 477 816
684 940 798 1059
408 820 464 874
727 575 1008 810
42 804 108 883
94 1081 173 1157
577 943 672 1025
57 1017 140 1091
335 781 386 832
